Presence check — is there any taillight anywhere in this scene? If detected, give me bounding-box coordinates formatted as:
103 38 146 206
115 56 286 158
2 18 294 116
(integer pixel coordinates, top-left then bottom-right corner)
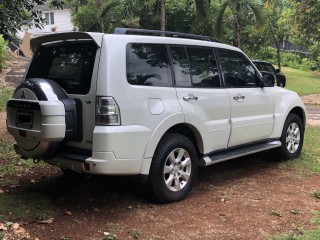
95 97 120 126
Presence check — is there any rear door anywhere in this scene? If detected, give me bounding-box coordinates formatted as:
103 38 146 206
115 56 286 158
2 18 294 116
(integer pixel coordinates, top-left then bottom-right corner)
26 40 100 149
171 46 231 153
216 49 274 147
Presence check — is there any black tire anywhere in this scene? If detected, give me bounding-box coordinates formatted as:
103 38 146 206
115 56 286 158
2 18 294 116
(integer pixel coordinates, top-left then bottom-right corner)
148 133 198 203
275 113 304 160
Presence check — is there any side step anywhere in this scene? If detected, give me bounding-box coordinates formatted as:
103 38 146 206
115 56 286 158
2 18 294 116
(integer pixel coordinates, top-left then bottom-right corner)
199 140 281 166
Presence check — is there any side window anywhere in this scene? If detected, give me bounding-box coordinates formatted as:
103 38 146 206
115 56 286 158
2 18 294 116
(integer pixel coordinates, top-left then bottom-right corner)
187 47 220 88
265 63 276 72
217 49 259 88
170 46 192 87
126 43 173 87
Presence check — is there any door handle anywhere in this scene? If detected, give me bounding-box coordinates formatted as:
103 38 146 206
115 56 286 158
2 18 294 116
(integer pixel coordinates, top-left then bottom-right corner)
233 94 245 101
183 95 198 102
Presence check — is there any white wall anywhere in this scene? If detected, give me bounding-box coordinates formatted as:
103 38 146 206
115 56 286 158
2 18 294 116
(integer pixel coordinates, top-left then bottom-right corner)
17 9 74 39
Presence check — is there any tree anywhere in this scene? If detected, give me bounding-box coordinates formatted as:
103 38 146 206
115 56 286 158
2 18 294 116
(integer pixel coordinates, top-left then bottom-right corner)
0 0 64 40
215 0 263 48
260 0 291 70
71 0 121 32
291 0 320 68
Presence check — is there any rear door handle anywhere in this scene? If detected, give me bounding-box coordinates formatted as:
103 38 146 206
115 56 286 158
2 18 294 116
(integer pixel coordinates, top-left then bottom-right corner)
233 94 245 102
183 95 198 102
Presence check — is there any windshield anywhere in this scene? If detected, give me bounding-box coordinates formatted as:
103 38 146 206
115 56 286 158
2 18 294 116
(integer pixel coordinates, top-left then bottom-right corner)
27 41 97 95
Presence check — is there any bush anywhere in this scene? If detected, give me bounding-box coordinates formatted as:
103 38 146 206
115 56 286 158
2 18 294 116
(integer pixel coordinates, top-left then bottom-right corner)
0 35 8 72
245 46 277 63
246 46 318 71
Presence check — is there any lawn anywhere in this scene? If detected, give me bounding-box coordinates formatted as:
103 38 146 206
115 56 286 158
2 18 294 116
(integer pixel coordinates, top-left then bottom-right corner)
282 67 320 95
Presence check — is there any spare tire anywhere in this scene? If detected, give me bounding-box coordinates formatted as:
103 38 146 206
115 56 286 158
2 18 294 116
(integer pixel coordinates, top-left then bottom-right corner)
7 78 68 159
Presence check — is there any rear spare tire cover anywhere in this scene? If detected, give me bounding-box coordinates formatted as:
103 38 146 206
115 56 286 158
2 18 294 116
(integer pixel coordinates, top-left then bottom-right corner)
7 78 68 159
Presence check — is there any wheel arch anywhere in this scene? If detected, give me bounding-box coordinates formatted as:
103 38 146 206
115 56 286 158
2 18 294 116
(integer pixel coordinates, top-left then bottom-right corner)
289 107 306 129
141 114 204 175
144 118 204 159
272 102 307 139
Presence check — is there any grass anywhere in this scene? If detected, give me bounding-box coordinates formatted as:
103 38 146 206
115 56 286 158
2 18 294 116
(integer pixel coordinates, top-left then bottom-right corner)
282 67 320 95
0 140 45 189
0 140 40 177
270 127 320 239
0 85 13 111
0 186 53 222
270 212 320 240
281 127 320 174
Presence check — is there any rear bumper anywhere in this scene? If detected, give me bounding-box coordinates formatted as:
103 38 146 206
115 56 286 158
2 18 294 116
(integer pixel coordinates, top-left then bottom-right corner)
45 151 152 176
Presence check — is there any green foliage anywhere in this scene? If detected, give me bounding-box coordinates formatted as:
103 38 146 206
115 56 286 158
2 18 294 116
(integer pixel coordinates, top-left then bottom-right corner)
103 234 117 240
0 85 13 111
268 210 282 217
290 209 301 215
0 0 64 40
291 0 320 69
0 35 7 72
132 230 140 239
71 0 122 33
312 191 320 200
246 46 318 71
215 0 264 47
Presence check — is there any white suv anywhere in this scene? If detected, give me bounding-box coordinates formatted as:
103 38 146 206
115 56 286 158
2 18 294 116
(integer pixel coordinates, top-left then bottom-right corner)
6 29 306 202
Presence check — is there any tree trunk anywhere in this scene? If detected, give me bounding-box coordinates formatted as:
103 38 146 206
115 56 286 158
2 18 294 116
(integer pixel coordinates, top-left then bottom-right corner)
98 0 104 33
267 15 281 70
160 0 165 31
234 3 241 48
276 45 281 71
234 14 241 48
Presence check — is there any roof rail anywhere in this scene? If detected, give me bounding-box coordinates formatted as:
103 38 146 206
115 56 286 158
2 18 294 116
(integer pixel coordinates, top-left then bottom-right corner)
114 28 221 43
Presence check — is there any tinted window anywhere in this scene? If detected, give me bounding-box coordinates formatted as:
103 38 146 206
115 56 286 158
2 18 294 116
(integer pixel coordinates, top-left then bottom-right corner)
27 42 97 95
217 49 259 87
187 47 220 88
126 43 172 87
255 62 275 72
170 46 192 87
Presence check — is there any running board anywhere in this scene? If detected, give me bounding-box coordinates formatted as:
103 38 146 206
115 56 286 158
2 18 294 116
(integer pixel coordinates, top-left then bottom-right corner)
200 140 281 166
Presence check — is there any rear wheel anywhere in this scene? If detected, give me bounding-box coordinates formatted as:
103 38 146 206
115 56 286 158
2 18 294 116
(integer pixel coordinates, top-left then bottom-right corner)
276 113 304 160
148 133 198 203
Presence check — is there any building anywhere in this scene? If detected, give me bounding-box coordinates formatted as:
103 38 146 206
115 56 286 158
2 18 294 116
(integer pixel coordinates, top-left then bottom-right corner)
15 3 74 57
17 3 74 39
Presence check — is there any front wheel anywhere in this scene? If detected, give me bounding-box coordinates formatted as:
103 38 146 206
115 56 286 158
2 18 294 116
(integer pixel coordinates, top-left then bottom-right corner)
277 113 304 160
148 133 198 203
278 81 284 88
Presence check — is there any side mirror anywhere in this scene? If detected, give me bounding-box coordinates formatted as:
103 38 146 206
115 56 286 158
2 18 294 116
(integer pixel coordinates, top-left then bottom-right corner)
261 71 276 87
275 69 280 73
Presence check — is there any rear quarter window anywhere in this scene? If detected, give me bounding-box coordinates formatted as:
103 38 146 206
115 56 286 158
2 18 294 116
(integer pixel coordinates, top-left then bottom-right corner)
26 41 97 95
126 43 173 87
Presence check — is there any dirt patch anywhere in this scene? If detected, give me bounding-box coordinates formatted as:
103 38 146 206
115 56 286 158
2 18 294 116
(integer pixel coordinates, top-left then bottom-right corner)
1 110 320 239
0 155 320 240
301 94 320 106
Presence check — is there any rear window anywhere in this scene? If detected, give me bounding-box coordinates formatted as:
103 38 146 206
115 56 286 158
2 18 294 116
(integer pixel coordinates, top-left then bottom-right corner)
27 41 97 95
